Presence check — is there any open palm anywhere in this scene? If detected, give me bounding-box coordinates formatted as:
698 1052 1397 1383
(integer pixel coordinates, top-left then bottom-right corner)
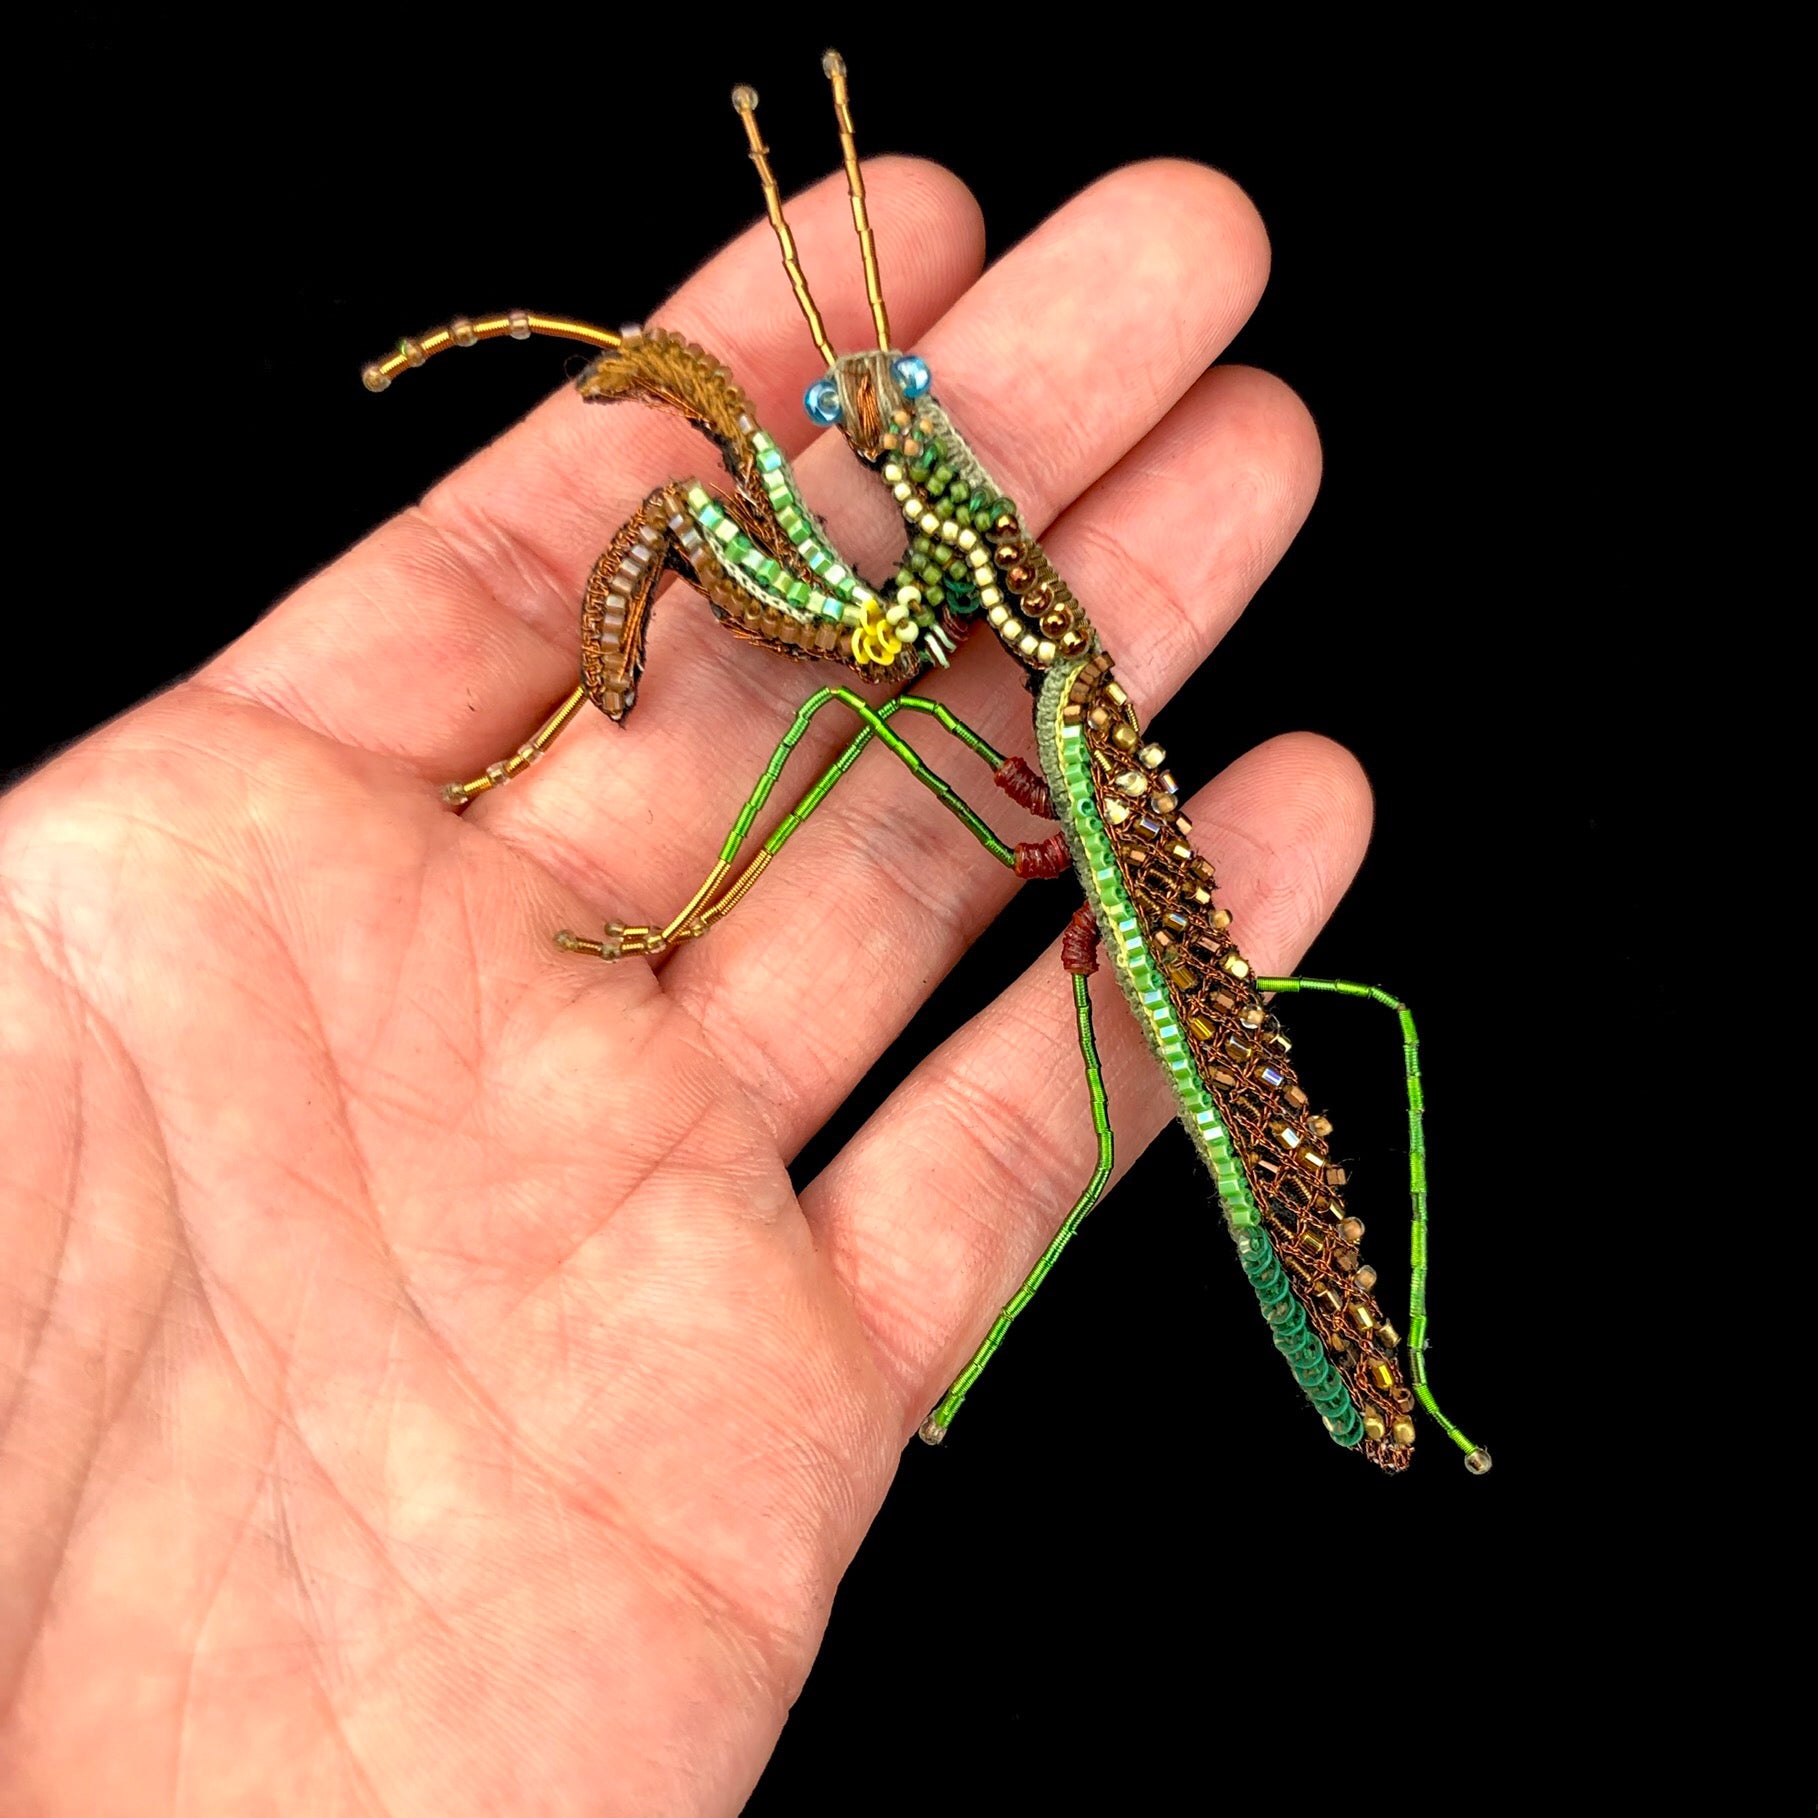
1 160 1367 1814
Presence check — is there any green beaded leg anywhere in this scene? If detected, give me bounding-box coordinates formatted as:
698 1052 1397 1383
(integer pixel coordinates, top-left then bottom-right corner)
919 970 1115 1444
562 688 1028 956
723 687 1017 874
1256 976 1490 1474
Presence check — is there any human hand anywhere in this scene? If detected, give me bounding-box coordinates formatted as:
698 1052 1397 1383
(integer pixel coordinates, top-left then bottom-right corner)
1 159 1366 1815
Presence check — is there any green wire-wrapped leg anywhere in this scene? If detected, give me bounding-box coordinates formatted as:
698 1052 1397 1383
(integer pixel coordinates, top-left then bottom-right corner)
921 917 1115 1443
1256 976 1490 1474
724 687 1018 875
560 687 1061 958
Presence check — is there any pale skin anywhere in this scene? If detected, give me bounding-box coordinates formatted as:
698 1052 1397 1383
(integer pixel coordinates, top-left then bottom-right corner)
0 160 1370 1814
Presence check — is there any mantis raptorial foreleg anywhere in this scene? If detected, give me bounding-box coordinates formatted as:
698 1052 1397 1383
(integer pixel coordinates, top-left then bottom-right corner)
557 688 1071 959
445 478 876 810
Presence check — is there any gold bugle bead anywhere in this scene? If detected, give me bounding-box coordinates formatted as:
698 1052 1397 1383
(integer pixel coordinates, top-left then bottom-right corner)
1376 1320 1401 1349
1347 1302 1375 1333
1369 1360 1395 1390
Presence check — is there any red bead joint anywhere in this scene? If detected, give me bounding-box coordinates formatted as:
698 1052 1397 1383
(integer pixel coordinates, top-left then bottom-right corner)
994 755 1055 819
1013 833 1071 880
1061 905 1101 975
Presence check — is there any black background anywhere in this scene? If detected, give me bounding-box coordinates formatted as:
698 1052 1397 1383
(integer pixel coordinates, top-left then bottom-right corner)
15 14 1686 1812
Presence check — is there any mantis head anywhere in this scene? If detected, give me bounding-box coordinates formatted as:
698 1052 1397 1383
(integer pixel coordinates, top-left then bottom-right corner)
734 56 1097 678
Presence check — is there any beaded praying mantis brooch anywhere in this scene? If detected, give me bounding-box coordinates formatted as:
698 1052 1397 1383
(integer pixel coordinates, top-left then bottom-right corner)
361 52 1488 1475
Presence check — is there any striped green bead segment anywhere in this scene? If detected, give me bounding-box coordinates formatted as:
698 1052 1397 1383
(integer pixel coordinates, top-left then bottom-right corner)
685 482 832 624
737 436 884 626
1045 674 1256 1225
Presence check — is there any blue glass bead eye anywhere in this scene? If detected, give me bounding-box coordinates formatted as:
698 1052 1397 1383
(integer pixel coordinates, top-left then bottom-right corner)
804 377 843 425
892 353 931 398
